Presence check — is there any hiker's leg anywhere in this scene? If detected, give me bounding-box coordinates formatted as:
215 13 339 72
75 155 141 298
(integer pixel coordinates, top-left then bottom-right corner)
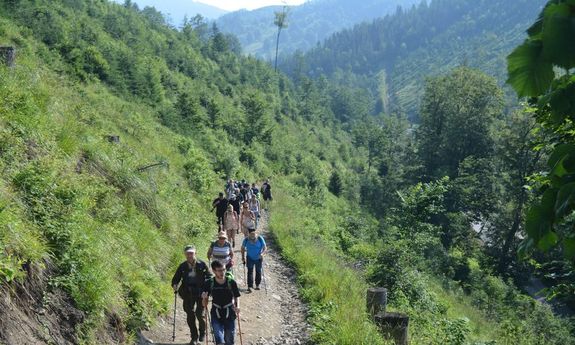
255 258 263 287
246 257 255 288
211 312 225 344
227 228 235 246
194 296 205 338
183 296 198 340
223 317 236 345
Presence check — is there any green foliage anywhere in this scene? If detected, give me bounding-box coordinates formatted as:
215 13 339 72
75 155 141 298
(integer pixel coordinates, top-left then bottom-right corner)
282 0 545 117
418 67 504 180
507 0 575 265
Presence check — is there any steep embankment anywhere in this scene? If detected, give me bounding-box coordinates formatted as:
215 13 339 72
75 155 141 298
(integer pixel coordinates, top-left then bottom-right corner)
0 1 369 343
139 211 310 345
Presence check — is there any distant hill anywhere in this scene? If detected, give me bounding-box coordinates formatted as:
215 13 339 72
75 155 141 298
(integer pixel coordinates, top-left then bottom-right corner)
124 0 228 24
216 0 419 59
279 0 546 118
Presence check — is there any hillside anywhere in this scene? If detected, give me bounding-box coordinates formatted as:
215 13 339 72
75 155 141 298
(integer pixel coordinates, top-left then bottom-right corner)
216 0 419 59
1 0 574 344
113 0 228 23
280 0 546 118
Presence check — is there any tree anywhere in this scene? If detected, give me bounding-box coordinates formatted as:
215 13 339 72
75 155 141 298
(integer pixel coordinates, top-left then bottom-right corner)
242 92 272 145
328 171 343 196
507 0 575 263
417 67 504 180
273 6 289 72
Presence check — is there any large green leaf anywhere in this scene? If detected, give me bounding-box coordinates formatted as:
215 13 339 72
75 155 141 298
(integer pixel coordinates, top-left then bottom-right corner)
555 182 575 218
541 3 575 69
548 143 575 170
549 78 575 124
525 203 552 241
507 40 554 97
538 231 559 251
564 238 575 259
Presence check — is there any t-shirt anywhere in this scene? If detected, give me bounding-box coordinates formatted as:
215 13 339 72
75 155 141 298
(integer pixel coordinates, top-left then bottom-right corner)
210 241 232 266
203 277 241 310
171 260 211 297
223 211 238 230
213 198 229 216
242 236 266 261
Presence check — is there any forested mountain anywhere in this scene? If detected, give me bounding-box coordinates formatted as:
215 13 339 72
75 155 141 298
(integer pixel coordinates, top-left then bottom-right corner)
216 0 419 59
281 0 547 118
114 0 228 23
0 0 574 344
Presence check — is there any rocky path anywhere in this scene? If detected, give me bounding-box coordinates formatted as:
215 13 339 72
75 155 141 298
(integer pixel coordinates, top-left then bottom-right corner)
138 212 310 345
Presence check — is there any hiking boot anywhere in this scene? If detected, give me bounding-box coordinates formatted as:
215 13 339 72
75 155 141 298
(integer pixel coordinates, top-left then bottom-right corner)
255 286 260 290
198 334 205 342
189 340 196 345
246 287 252 293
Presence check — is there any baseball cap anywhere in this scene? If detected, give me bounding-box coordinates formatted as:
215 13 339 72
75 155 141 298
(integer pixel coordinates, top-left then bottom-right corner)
184 245 196 253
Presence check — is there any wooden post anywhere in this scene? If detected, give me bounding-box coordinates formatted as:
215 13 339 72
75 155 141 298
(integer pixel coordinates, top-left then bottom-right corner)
106 135 120 143
366 287 387 318
374 312 409 345
0 46 15 67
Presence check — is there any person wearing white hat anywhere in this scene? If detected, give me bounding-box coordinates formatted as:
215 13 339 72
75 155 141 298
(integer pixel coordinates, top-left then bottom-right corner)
171 245 211 344
207 232 234 273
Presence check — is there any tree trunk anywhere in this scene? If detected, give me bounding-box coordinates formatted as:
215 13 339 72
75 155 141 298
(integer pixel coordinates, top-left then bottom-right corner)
274 28 282 72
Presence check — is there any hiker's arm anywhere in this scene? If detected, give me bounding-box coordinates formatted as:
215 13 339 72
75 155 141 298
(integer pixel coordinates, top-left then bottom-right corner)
207 247 213 261
232 282 240 314
234 296 240 314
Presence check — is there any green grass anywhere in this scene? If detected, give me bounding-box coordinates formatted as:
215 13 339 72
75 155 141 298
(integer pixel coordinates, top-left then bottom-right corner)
268 183 387 345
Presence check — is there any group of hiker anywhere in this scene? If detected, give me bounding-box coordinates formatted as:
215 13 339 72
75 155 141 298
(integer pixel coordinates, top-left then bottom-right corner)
171 179 273 345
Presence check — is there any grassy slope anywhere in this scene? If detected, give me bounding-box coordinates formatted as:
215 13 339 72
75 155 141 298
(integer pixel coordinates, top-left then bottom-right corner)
1 2 571 345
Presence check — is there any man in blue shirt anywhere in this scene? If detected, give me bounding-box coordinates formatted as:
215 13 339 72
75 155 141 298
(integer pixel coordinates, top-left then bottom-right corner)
240 228 267 292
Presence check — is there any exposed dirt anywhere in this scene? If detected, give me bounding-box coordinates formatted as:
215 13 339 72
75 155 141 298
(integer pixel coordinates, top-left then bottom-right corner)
138 211 311 345
0 262 85 345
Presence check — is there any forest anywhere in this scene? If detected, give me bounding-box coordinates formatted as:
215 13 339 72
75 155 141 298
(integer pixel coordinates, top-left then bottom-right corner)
0 0 574 344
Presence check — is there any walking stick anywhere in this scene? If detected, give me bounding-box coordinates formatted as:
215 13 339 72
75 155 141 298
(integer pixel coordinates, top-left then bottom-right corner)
172 292 177 342
204 310 209 345
237 310 244 345
243 260 247 287
206 302 217 345
261 261 268 295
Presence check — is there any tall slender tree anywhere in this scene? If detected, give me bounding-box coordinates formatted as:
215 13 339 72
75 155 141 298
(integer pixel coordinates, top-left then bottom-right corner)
274 6 289 72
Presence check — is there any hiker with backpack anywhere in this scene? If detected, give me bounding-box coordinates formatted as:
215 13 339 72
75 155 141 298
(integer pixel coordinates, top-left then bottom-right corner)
248 194 260 229
207 232 235 273
239 202 256 237
261 179 272 209
241 228 267 292
251 183 259 198
202 260 241 345
171 245 212 345
223 204 239 247
212 193 229 230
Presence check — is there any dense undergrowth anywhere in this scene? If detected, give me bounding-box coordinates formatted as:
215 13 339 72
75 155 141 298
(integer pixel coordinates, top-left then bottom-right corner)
0 0 574 344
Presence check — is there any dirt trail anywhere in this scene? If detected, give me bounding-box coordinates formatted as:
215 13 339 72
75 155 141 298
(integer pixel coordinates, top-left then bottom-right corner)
138 212 310 345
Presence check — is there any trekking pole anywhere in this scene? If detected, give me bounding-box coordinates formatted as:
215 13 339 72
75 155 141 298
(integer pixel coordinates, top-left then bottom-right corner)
237 311 244 345
204 310 209 345
261 260 268 295
206 301 217 345
243 260 247 287
172 292 177 342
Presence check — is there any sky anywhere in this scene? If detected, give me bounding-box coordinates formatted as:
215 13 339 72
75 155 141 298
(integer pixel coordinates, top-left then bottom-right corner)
191 0 306 11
